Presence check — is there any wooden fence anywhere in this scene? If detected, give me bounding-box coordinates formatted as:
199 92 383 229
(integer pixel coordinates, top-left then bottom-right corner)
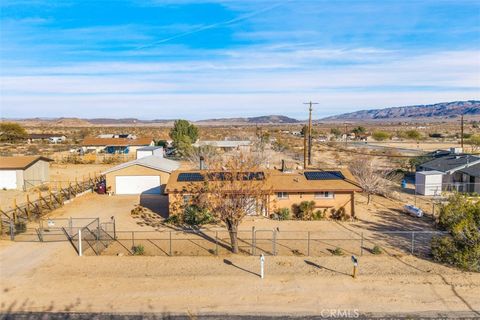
0 174 104 234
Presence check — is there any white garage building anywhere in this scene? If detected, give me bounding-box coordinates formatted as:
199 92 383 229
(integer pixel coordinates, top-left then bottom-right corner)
104 155 180 195
0 156 53 190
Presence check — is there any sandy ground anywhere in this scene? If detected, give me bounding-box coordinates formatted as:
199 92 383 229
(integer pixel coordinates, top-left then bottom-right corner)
1 239 479 317
0 164 110 212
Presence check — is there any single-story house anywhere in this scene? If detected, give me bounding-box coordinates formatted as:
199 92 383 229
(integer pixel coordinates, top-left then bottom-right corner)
82 137 154 154
192 140 252 152
416 154 480 193
0 156 53 190
103 155 180 195
136 146 164 159
165 168 361 217
28 134 66 144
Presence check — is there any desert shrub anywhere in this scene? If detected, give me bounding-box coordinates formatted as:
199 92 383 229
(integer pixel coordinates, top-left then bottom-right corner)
183 205 215 226
132 244 145 256
276 208 290 220
15 221 27 234
431 193 480 272
372 245 383 255
312 209 326 220
331 207 349 221
164 215 181 225
293 201 316 220
332 247 343 256
372 131 391 141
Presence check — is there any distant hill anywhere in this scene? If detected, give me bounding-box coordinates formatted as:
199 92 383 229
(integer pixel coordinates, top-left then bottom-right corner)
196 115 300 124
321 100 480 121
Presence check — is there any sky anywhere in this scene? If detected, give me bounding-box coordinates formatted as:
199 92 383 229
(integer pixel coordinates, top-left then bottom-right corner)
0 0 479 120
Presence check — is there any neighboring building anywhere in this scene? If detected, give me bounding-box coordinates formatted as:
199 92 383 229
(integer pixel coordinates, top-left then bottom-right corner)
82 137 154 154
415 171 443 196
136 146 164 159
165 169 361 217
103 155 180 195
98 134 136 139
0 156 53 190
417 154 480 193
28 134 66 144
193 140 252 151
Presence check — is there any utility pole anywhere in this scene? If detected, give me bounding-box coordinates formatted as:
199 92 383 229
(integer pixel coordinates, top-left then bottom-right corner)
303 101 318 167
460 114 464 150
344 122 348 148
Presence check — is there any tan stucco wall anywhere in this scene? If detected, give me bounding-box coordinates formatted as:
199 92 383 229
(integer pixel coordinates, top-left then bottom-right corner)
270 192 355 217
22 160 50 190
106 164 172 194
167 191 355 217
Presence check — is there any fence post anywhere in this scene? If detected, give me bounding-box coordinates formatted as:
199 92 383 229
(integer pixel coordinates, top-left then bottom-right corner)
215 231 218 256
113 217 116 239
9 220 15 241
78 229 82 256
251 226 256 256
169 231 172 256
132 231 135 249
411 232 415 255
307 231 310 256
69 217 73 235
272 229 277 256
361 232 364 256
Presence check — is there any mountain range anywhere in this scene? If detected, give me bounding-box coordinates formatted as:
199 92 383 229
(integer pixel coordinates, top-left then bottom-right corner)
3 101 478 126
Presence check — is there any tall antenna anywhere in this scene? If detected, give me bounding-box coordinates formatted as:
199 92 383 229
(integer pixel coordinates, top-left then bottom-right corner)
460 114 464 150
303 101 318 167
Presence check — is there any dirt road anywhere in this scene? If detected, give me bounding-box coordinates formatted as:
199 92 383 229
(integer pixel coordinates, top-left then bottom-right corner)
1 239 479 318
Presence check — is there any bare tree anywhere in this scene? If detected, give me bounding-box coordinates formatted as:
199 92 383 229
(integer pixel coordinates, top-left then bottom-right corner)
349 157 392 204
190 152 270 253
186 145 221 169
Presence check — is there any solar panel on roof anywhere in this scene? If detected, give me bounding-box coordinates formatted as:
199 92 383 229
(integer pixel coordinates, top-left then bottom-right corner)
304 171 344 180
177 172 204 182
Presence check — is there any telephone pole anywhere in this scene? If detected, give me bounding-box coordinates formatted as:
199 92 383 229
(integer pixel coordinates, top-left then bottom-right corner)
460 114 464 150
303 101 318 167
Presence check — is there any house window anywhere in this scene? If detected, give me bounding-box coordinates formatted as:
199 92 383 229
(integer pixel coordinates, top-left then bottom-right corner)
277 192 289 199
315 192 334 199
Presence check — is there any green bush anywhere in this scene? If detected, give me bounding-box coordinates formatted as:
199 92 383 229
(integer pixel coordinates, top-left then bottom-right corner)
276 208 290 220
312 209 326 220
132 244 145 256
332 247 343 256
293 201 316 220
183 205 215 226
331 207 349 221
372 131 391 141
372 245 383 255
164 215 181 225
431 194 480 272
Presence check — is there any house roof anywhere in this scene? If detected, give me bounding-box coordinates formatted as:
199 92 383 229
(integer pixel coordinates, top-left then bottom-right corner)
137 146 163 151
0 156 53 170
193 140 252 148
103 155 180 174
458 163 480 178
82 137 153 147
419 155 480 174
165 168 361 193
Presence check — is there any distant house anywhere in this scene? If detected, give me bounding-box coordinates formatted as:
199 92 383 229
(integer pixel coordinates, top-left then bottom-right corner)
136 146 164 159
416 154 480 193
103 155 180 195
165 168 361 217
28 134 66 144
82 137 154 154
0 156 53 190
193 140 252 152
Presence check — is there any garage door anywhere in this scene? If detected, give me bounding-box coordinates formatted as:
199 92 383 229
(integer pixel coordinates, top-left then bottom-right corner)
115 176 161 195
